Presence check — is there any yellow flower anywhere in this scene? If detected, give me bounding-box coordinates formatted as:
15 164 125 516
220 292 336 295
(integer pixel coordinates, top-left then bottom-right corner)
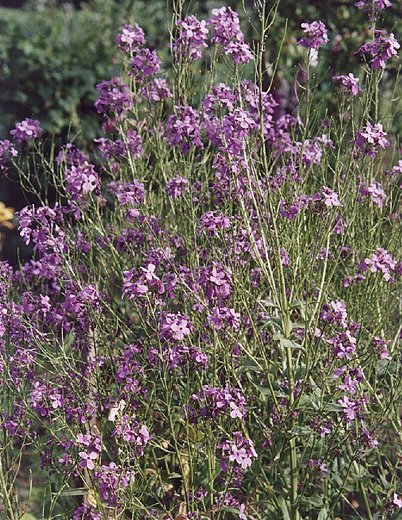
0 202 14 229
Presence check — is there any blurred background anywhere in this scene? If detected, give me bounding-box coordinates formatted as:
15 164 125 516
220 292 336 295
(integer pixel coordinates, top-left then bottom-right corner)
0 0 401 264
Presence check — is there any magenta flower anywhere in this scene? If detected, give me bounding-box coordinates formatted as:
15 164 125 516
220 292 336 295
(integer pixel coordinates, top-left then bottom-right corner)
218 431 257 471
166 176 189 199
298 21 329 49
338 395 360 422
359 248 397 282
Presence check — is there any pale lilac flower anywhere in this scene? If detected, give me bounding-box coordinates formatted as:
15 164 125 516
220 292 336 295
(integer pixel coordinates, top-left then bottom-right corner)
393 493 402 508
298 21 329 49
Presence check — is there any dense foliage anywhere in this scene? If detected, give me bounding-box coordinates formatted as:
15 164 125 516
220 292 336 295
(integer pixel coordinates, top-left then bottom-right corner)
0 1 401 519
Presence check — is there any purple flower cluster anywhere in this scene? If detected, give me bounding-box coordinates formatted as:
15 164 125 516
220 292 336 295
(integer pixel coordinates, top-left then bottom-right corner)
94 462 134 506
355 0 392 9
0 139 18 171
115 23 146 53
166 176 189 199
172 15 209 61
130 48 161 79
359 248 397 282
218 432 257 471
189 385 247 422
94 77 132 120
358 30 400 70
165 105 203 153
298 21 329 49
354 121 389 157
65 162 100 201
1 8 401 520
10 118 42 143
333 73 362 96
112 415 150 456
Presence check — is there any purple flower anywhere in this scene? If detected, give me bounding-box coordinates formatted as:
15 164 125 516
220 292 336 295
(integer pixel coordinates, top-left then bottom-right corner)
78 450 98 470
112 415 151 456
389 159 402 176
359 248 397 282
200 211 231 236
320 300 348 328
208 7 243 45
0 140 18 171
189 385 246 422
354 121 389 158
10 118 42 143
218 431 257 470
94 77 132 117
165 106 203 153
166 176 189 199
358 31 400 70
94 463 133 506
70 504 102 520
199 262 232 301
172 15 208 61
108 180 145 205
298 21 329 49
224 40 253 64
56 143 87 166
130 48 161 79
115 23 145 53
141 78 172 103
65 162 100 201
359 180 386 208
208 307 240 331
333 73 362 96
319 186 341 207
159 312 193 342
338 395 361 422
355 0 392 9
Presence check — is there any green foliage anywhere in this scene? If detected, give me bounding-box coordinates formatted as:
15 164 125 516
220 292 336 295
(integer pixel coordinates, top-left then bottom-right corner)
0 0 169 145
